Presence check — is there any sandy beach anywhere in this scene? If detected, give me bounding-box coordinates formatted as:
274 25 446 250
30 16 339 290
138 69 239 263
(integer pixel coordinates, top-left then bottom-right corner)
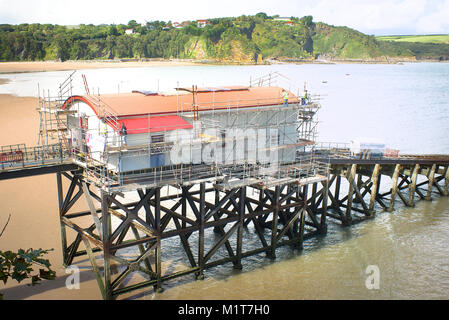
0 59 203 74
0 93 104 299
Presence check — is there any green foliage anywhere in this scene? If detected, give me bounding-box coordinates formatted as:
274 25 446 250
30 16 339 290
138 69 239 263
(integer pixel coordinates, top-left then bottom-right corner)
0 247 56 299
376 34 449 44
0 215 56 299
384 41 449 60
0 16 447 63
0 248 56 283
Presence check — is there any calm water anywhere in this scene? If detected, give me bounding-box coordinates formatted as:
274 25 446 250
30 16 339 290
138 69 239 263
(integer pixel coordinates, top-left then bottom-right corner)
2 62 449 154
1 62 448 300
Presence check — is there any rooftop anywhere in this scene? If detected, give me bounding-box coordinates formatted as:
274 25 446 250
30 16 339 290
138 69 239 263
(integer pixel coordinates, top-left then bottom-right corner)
63 86 299 118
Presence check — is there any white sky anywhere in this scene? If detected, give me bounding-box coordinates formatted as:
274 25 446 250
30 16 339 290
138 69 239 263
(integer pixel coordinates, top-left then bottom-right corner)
0 0 448 35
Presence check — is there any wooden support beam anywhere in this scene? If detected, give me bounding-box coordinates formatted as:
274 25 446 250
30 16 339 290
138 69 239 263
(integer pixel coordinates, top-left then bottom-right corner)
352 179 370 216
269 186 280 260
320 180 328 234
204 221 239 265
154 187 163 291
82 182 103 240
83 238 107 300
344 164 357 225
408 164 420 207
196 183 206 280
444 166 449 196
277 205 303 244
298 206 305 250
56 172 69 267
245 199 270 256
425 164 437 200
129 225 155 278
388 164 401 212
235 187 245 270
172 214 197 268
368 164 381 215
137 189 155 227
100 190 113 300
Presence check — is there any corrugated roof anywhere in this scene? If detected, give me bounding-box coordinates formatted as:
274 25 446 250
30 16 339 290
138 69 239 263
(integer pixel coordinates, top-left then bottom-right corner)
63 86 298 118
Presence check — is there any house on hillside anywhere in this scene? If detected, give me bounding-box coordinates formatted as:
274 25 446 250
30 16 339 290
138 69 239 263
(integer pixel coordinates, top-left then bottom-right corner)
125 29 134 35
173 21 191 28
197 19 210 28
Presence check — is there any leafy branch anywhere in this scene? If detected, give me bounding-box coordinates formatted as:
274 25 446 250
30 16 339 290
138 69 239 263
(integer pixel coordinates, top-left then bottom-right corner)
0 215 56 300
0 214 11 238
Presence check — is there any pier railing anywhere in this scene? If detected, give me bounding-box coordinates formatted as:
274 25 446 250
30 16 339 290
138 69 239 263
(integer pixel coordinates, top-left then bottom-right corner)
0 143 70 170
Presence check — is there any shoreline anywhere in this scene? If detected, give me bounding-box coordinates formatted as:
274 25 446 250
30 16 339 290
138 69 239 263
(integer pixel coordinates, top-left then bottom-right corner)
1 58 448 74
0 59 206 74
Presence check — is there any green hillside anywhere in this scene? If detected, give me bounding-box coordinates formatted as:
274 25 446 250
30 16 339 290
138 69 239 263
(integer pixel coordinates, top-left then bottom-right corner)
312 23 414 60
376 34 449 44
0 14 448 63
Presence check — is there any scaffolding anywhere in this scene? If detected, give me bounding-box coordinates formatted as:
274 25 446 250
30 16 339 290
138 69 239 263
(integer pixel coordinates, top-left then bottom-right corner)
29 72 328 194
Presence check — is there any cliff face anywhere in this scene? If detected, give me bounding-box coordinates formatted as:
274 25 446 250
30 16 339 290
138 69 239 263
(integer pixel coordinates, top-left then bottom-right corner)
217 40 256 63
186 38 208 59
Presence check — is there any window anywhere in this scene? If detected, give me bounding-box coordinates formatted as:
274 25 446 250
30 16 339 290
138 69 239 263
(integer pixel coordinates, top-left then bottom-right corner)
151 134 164 144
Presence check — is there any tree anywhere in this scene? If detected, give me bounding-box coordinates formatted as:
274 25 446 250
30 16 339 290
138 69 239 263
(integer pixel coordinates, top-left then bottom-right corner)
0 214 55 299
127 20 139 30
300 16 314 28
53 33 71 61
255 12 268 20
107 25 119 37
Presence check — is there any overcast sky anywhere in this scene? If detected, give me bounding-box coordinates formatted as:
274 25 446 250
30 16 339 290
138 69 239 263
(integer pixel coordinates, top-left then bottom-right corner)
1 0 448 35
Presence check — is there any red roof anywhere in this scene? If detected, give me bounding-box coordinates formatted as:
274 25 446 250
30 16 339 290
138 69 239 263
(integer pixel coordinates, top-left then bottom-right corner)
117 115 193 134
62 86 298 118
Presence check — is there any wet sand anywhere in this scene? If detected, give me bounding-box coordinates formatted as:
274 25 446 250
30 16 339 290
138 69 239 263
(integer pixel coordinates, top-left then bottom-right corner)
0 60 202 74
0 93 102 299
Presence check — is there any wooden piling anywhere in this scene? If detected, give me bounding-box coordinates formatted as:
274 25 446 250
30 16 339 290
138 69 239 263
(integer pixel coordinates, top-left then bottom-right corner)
369 164 381 215
425 164 437 200
270 186 280 260
344 164 357 225
444 166 449 196
409 164 420 207
388 164 401 212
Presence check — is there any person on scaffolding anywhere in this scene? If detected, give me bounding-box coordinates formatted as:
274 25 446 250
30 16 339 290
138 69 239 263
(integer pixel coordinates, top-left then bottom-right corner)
120 123 128 148
102 121 109 153
303 89 309 105
282 89 289 107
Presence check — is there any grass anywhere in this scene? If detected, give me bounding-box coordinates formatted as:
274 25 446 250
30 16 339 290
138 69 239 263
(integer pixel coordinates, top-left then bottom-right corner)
376 34 449 44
